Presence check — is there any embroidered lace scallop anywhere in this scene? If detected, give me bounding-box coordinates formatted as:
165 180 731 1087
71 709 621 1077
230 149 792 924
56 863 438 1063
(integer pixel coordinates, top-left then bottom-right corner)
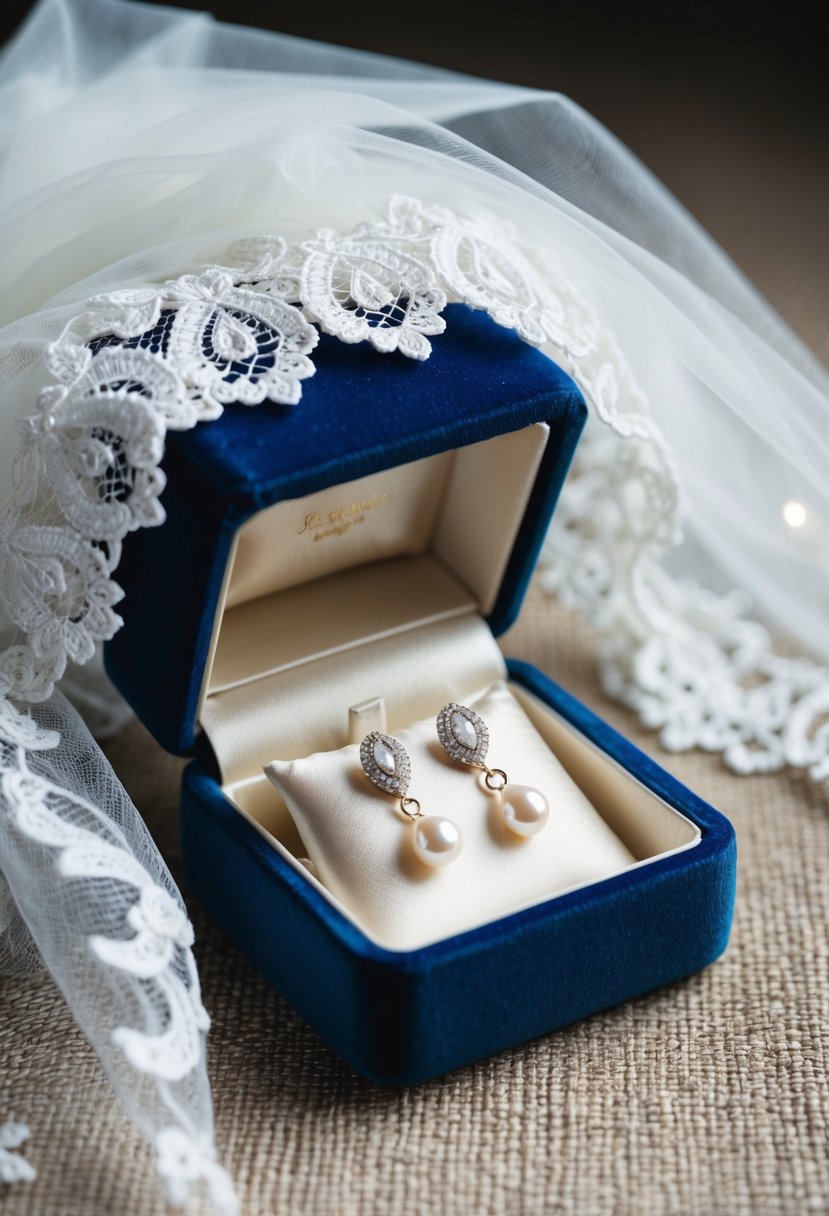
1 0 828 1209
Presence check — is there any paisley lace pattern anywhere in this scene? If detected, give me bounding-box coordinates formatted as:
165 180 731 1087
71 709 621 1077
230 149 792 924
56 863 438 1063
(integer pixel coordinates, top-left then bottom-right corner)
0 736 237 1212
1 191 826 1202
539 422 829 779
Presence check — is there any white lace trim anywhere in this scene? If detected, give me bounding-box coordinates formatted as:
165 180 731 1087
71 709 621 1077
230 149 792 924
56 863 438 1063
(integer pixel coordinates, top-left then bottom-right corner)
0 741 236 1211
0 1122 36 1184
155 1127 238 1213
538 423 829 779
2 193 825 777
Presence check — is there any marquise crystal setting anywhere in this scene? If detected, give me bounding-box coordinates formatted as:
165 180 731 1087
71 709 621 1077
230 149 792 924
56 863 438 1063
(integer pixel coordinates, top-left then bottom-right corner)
359 729 463 867
359 731 412 798
436 702 490 767
436 699 551 838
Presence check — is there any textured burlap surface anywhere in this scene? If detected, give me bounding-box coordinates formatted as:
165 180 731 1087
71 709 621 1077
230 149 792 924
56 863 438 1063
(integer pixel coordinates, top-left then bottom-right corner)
1 590 828 1216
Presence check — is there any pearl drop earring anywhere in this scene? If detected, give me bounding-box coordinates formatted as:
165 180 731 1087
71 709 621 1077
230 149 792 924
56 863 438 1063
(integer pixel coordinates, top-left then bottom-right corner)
360 731 463 869
436 703 550 837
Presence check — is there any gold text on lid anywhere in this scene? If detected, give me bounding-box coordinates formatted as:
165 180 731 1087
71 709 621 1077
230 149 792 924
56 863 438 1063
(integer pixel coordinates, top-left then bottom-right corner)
296 492 389 540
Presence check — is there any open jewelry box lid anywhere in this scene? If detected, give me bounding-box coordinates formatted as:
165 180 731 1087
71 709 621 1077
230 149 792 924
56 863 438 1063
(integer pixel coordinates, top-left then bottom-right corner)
104 305 587 756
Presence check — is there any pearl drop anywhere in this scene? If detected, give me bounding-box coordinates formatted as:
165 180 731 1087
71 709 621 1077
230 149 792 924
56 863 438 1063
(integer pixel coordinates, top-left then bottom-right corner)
501 784 549 837
451 711 477 751
412 816 463 867
373 738 396 775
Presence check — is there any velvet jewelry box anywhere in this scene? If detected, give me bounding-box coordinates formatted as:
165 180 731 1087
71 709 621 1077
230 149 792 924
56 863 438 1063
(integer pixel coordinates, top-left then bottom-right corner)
105 305 736 1085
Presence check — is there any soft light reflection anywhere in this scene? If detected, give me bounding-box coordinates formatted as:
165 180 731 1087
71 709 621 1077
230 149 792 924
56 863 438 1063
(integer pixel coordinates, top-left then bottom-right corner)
783 500 807 528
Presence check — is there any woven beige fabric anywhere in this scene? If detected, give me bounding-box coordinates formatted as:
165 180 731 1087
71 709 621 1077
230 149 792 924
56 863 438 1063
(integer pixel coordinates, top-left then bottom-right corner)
2 591 828 1216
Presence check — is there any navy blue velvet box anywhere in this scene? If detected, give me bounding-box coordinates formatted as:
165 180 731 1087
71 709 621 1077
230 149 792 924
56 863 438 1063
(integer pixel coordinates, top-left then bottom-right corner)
106 305 736 1085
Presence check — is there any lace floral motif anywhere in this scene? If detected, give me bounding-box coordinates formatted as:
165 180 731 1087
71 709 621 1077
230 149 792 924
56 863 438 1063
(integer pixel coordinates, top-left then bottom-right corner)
155 1128 239 1212
298 225 447 358
539 420 829 778
0 739 236 1211
0 1122 36 1184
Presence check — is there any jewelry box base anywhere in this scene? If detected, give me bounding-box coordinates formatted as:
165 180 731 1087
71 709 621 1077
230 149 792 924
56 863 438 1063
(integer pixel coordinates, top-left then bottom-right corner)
180 660 736 1086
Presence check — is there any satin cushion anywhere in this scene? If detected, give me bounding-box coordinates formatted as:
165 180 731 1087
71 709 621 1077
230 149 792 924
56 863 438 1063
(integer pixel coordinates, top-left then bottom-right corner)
264 681 635 950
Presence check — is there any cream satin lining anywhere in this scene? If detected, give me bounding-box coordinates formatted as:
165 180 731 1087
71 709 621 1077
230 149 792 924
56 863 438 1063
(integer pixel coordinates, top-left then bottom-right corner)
511 685 698 857
224 450 454 610
224 671 695 943
263 681 696 951
208 555 475 695
201 613 507 785
200 423 549 717
222 425 549 614
200 422 549 781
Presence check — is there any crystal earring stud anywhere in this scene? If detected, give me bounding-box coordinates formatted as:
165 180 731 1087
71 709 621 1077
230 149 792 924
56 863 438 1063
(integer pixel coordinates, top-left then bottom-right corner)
360 731 463 868
436 702 550 837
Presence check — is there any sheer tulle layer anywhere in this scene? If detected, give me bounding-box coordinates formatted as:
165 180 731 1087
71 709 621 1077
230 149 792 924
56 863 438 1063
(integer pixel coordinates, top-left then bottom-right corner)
0 0 826 651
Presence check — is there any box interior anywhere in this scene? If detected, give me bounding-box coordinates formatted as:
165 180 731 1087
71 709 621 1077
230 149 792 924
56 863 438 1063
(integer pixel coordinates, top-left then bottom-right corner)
196 423 701 950
200 424 551 780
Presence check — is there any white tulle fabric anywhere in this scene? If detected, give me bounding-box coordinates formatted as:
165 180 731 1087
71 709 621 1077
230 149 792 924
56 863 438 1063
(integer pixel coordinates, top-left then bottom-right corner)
0 694 236 1211
1 0 828 1207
